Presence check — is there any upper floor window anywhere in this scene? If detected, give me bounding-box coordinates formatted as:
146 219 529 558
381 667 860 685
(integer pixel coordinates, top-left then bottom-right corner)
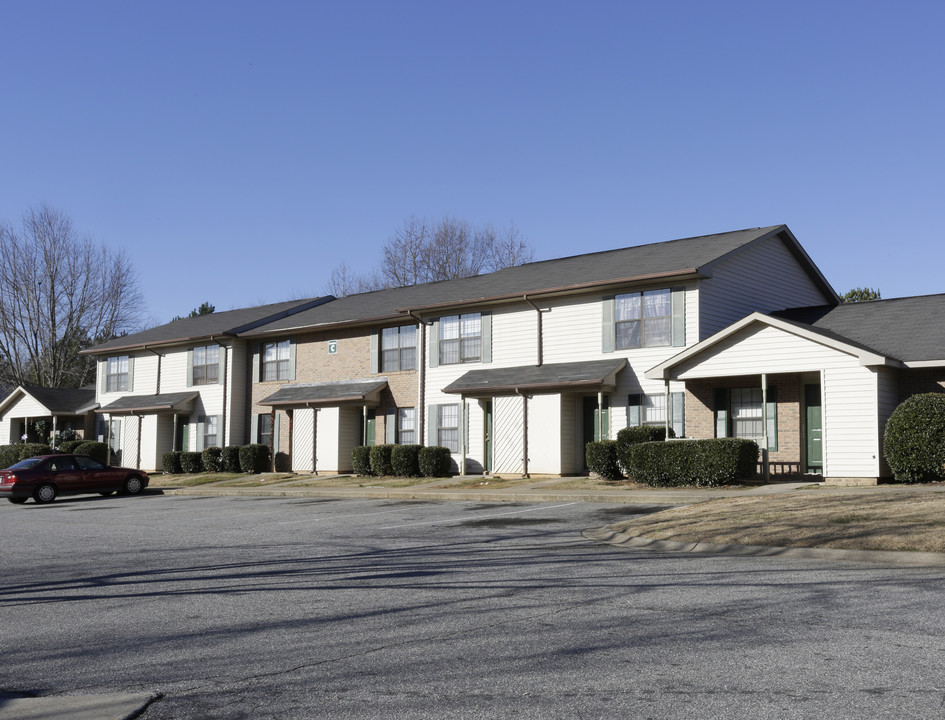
440 313 481 364
616 289 671 349
106 356 129 392
192 345 220 385
262 340 291 381
382 325 417 372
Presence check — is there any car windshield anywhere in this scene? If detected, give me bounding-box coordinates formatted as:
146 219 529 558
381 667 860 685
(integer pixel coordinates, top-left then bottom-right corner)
8 457 44 470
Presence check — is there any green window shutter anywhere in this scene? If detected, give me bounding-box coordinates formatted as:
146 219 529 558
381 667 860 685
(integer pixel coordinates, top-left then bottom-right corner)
196 418 205 452
250 414 258 444
385 408 396 444
252 343 260 383
627 394 642 426
287 341 296 381
218 347 226 386
480 312 492 364
766 386 778 451
429 321 440 368
601 396 610 440
181 423 190 452
601 296 615 354
98 360 106 395
671 287 686 347
427 405 438 446
671 392 685 438
370 330 380 374
127 356 135 391
714 388 729 438
186 349 194 387
273 413 281 453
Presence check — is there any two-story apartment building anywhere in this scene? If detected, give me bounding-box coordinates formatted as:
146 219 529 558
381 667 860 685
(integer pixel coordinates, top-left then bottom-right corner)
79 298 331 469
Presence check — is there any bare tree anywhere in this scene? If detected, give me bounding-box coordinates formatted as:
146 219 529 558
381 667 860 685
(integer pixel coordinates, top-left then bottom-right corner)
0 205 145 389
326 216 535 296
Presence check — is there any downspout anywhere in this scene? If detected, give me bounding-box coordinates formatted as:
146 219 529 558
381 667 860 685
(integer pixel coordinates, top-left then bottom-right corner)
523 294 544 366
143 345 163 394
407 310 426 444
517 388 530 478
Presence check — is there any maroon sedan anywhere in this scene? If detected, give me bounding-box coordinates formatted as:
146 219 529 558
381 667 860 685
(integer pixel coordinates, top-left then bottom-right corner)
0 454 149 505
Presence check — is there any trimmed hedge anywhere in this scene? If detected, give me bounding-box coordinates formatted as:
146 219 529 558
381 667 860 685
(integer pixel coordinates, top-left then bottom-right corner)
419 446 452 477
616 425 673 475
883 393 945 482
222 446 242 473
352 446 372 475
162 451 182 474
585 440 622 481
369 444 395 476
58 440 85 454
0 445 20 468
239 443 271 473
202 446 223 473
180 451 204 474
624 438 758 487
391 445 422 477
74 441 108 464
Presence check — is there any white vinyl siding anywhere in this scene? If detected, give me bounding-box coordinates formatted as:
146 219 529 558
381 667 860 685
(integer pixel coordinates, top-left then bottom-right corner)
697 232 833 339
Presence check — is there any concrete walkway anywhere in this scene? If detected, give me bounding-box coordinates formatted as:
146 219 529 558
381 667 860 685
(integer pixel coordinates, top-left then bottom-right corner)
0 692 159 720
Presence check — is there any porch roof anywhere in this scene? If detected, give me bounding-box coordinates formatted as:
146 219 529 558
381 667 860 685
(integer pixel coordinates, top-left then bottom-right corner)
0 385 98 416
442 358 627 396
259 379 388 408
97 392 199 415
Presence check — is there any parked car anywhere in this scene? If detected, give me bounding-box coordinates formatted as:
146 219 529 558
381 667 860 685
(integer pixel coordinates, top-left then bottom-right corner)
0 454 149 504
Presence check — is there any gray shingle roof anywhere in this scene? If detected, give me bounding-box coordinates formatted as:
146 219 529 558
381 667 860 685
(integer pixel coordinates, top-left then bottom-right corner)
773 294 945 363
14 386 96 414
259 380 388 407
98 392 198 414
442 359 627 395
85 297 333 354
242 225 813 336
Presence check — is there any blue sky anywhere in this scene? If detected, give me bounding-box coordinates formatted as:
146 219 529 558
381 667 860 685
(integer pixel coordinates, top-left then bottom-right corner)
2 1 942 325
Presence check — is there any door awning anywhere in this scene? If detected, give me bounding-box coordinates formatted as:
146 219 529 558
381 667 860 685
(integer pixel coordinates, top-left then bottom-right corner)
260 379 388 408
442 358 627 397
97 392 199 415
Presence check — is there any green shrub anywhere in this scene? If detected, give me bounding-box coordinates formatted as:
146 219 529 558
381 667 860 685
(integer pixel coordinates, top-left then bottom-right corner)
616 425 673 474
625 438 758 487
391 445 422 477
0 445 20 468
585 440 623 481
58 440 85 454
419 446 452 477
222 446 242 473
883 393 945 482
16 442 51 460
239 444 271 473
74 441 108 464
369 444 395 476
180 451 204 473
202 446 223 473
162 451 182 474
352 446 372 475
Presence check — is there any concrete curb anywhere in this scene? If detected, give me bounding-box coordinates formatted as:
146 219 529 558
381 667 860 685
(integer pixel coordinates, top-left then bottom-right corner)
583 526 945 567
0 692 160 720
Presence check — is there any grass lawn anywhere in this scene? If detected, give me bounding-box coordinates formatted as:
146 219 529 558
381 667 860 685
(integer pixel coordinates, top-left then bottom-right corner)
617 487 945 553
149 472 250 488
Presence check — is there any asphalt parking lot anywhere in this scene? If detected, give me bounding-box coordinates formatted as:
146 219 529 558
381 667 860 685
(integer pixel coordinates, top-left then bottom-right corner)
3 493 945 719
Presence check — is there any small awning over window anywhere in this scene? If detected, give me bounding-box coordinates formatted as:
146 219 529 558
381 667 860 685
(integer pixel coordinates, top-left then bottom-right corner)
260 380 388 408
97 392 199 415
442 358 627 397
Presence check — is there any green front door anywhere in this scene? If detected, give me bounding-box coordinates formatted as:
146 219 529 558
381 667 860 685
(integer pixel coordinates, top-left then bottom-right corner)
359 409 376 446
805 384 823 474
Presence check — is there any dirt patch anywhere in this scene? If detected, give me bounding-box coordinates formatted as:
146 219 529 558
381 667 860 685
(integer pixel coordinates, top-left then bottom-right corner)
616 488 945 553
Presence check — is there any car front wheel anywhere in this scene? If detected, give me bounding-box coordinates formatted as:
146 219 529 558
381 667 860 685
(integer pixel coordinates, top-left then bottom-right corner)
34 484 57 504
123 476 144 495
7 497 28 504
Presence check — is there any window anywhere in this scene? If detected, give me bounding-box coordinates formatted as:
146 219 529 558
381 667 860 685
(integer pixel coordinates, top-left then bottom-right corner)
106 356 130 392
615 289 671 349
440 313 481 364
398 407 416 445
382 326 417 371
262 340 291 381
437 404 459 452
202 415 218 448
715 387 777 450
628 392 685 437
257 413 273 448
641 394 666 425
192 345 220 385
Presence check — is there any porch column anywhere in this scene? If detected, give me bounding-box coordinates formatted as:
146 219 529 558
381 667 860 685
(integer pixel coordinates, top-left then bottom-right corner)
106 414 112 465
460 395 467 476
521 391 529 478
52 415 58 447
362 405 368 445
597 391 604 441
311 405 318 475
761 373 770 482
135 414 142 470
172 414 179 452
663 381 670 439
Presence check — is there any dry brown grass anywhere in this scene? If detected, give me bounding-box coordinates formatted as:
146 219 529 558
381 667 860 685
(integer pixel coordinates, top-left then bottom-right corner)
617 488 945 553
